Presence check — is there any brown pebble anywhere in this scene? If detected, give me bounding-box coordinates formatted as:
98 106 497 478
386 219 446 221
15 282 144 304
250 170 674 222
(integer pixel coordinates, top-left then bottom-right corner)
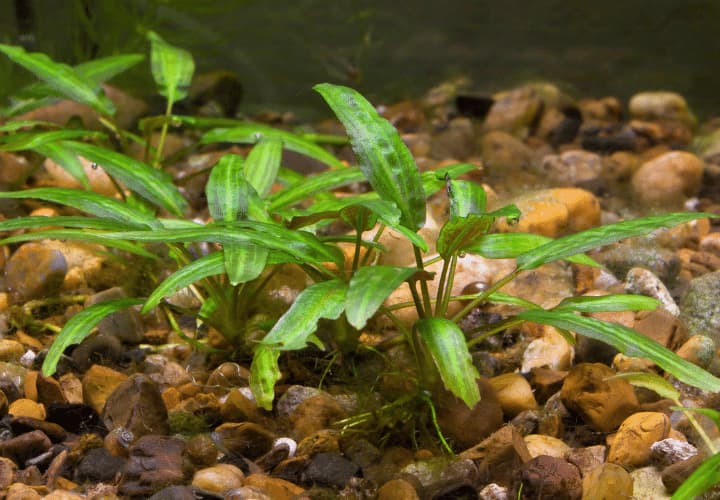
516 455 582 500
378 478 420 500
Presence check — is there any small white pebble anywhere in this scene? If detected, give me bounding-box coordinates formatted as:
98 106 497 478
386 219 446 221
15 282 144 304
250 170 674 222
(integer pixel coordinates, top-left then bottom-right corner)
19 350 36 367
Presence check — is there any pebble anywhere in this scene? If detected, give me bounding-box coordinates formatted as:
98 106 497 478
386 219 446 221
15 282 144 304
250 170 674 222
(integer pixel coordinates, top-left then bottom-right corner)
675 335 716 369
377 478 420 500
631 151 704 208
4 242 67 302
521 326 575 373
660 453 704 494
213 422 275 460
560 363 639 432
430 117 476 159
480 130 533 173
74 447 125 483
581 462 634 500
680 270 720 343
495 188 600 237
275 385 324 417
242 474 306 499
607 412 672 468
478 483 509 500
650 438 698 467
0 151 33 185
85 287 144 344
81 365 128 414
289 393 347 440
120 435 185 497
596 240 680 285
565 445 606 477
460 425 532 487
488 373 538 417
625 267 680 316
302 451 360 488
0 340 25 362
631 465 671 499
400 457 477 498
148 485 197 500
515 455 582 500
483 86 544 136
102 374 169 438
6 483 43 500
523 434 569 458
628 91 695 127
633 309 688 350
539 150 604 190
44 155 116 196
0 429 51 465
8 399 46 420
192 463 245 494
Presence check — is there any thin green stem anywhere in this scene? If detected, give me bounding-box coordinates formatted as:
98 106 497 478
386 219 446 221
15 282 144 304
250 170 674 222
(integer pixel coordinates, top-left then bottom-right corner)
440 254 458 316
153 100 173 168
408 282 426 318
434 259 450 317
351 228 363 273
451 269 520 323
413 246 433 314
421 392 453 454
466 318 525 347
423 255 443 267
360 224 386 267
677 403 719 455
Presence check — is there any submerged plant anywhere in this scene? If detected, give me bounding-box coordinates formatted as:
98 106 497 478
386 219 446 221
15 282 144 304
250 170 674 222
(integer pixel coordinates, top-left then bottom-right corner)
1 36 719 469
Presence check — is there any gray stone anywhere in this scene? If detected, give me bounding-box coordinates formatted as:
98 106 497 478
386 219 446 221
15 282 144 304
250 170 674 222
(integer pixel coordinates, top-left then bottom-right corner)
625 267 680 316
302 452 360 488
680 271 720 343
650 438 698 467
596 240 681 285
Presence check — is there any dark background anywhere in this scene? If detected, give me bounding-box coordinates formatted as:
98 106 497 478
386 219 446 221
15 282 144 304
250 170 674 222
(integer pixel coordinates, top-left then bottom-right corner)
2 0 720 118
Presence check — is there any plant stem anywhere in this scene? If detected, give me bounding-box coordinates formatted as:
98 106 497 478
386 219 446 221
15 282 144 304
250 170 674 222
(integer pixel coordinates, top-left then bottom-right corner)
413 246 433 315
440 254 458 316
466 318 525 347
153 100 173 168
360 224 386 267
421 391 453 454
434 259 450 317
351 227 363 273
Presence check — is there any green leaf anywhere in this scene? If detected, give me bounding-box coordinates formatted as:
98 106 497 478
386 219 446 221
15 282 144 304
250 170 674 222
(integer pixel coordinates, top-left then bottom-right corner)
485 292 542 310
516 212 717 271
0 229 155 258
340 200 400 232
63 141 188 216
671 452 720 500
0 188 158 228
314 83 426 231
346 266 417 329
74 53 145 83
201 123 344 169
260 279 347 351
437 213 495 259
0 215 143 232
467 233 601 267
249 344 282 410
416 318 480 408
34 142 90 189
448 179 486 218
672 407 720 430
245 138 283 198
422 163 477 194
0 44 115 115
553 294 659 313
0 130 105 151
517 310 720 392
609 371 681 401
0 120 59 132
268 167 365 210
147 31 195 106
42 298 143 376
142 252 225 313
224 244 268 286
206 154 249 222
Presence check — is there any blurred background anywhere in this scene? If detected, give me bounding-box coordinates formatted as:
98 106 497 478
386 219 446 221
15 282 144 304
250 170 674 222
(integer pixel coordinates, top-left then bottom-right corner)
2 0 720 119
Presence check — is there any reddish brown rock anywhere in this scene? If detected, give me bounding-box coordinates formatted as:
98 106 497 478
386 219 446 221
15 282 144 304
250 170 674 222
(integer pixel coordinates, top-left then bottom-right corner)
607 412 672 468
120 435 185 496
460 425 532 487
102 374 169 438
515 455 582 500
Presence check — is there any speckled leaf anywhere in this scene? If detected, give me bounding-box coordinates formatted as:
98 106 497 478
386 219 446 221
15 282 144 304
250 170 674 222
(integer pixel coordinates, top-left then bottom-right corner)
517 310 720 392
314 83 426 231
249 345 282 410
64 141 188 216
448 179 486 218
553 294 659 313
0 130 105 151
42 298 143 376
147 31 194 105
245 138 283 198
416 318 480 408
0 188 158 228
0 228 154 258
269 167 364 210
206 154 249 222
609 372 680 400
34 142 90 189
260 279 347 351
466 233 600 267
201 123 344 169
346 266 417 329
516 212 717 271
0 44 115 115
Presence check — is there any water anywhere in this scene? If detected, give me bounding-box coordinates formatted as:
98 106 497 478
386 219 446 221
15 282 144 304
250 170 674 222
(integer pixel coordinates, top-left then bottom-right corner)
2 0 720 119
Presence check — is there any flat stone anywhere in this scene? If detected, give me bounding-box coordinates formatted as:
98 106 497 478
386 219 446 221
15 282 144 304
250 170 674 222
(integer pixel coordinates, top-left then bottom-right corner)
289 393 346 440
103 374 169 438
608 412 672 468
489 373 537 418
629 91 695 127
523 434 569 458
565 445 606 478
0 430 51 465
192 463 244 494
242 474 306 499
460 425 532 487
515 455 582 500
120 435 184 497
8 399 45 420
4 242 67 302
650 438 698 467
74 447 125 483
9 416 66 442
582 462 634 500
302 452 360 488
81 364 128 415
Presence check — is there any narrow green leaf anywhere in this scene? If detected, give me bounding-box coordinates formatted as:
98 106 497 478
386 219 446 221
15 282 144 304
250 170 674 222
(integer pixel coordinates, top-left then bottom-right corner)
224 244 268 286
517 310 720 392
485 292 542 310
206 154 248 222
314 83 426 231
516 212 716 271
245 138 283 198
142 252 225 313
268 167 365 210
63 141 188 215
285 197 398 229
260 280 347 351
0 215 142 232
448 179 486 218
74 53 145 82
0 229 155 258
553 294 659 313
346 266 417 329
34 142 90 189
249 345 282 410
467 233 601 267
609 371 681 400
0 44 115 115
0 188 158 228
147 31 195 105
201 124 345 169
0 130 105 151
416 318 481 408
671 452 720 500
672 407 720 430
42 298 143 376
340 200 400 232
0 120 59 132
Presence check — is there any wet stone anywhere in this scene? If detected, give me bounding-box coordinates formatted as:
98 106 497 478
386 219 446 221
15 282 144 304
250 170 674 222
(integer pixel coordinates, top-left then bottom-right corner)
680 271 720 344
85 287 144 344
289 394 347 440
515 455 582 500
650 438 698 467
661 453 704 494
9 416 66 442
607 412 672 468
71 334 124 372
596 240 680 286
302 451 360 488
74 447 125 483
45 403 104 435
4 242 67 302
81 364 128 415
242 473 306 499
148 485 198 500
633 309 688 350
213 422 275 460
581 462 634 500
120 435 185 497
0 430 51 465
565 445 606 478
102 374 169 438
631 151 704 208
625 267 680 316
8 399 45 420
478 483 509 500
192 463 245 494
460 425 532 488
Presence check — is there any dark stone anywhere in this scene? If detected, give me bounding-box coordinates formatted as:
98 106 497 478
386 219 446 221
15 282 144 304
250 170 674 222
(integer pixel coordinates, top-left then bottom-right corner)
71 334 124 372
302 451 360 488
120 435 185 496
4 242 67 302
0 430 51 465
515 455 582 500
46 402 106 435
455 94 494 119
10 416 66 442
460 425 532 488
548 106 582 148
0 378 21 403
74 447 125 483
148 485 202 500
103 374 169 438
86 287 144 344
581 127 637 153
661 453 705 493
212 422 275 460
